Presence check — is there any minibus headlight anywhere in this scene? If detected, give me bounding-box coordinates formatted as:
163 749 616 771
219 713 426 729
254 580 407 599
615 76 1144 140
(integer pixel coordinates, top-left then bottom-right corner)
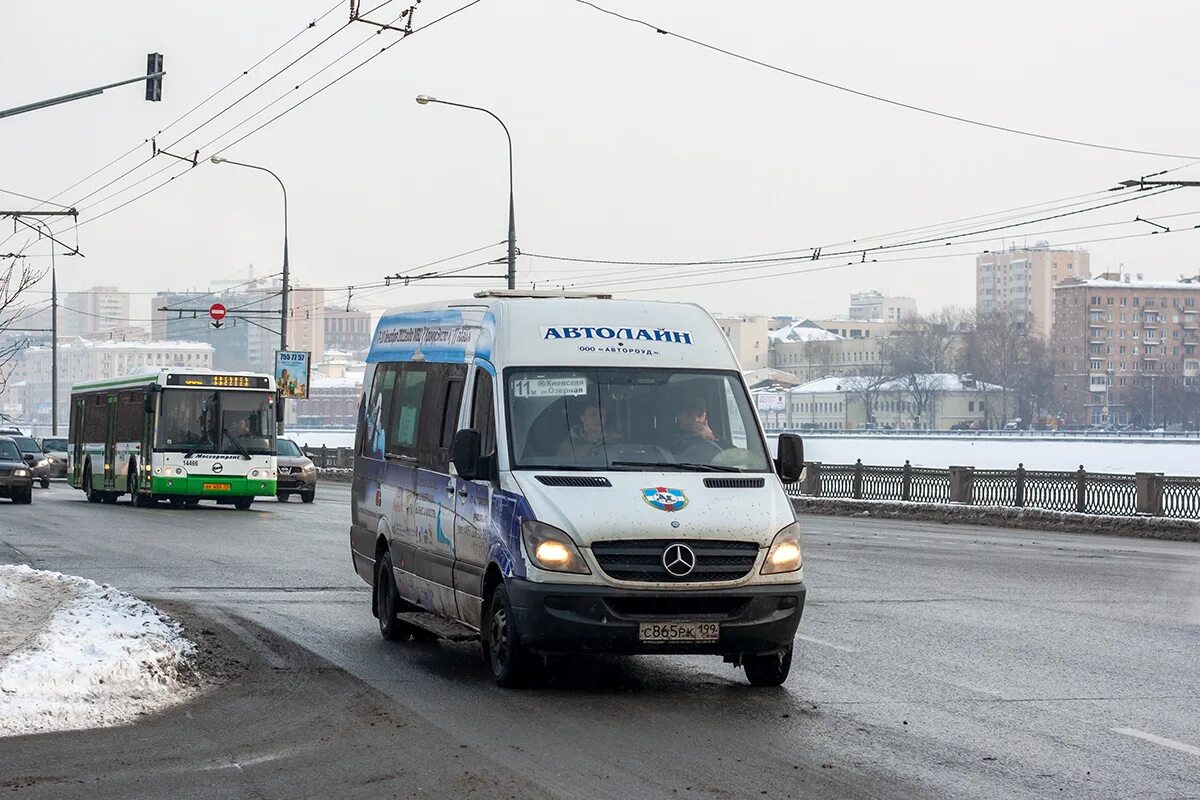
762 522 803 574
521 521 590 575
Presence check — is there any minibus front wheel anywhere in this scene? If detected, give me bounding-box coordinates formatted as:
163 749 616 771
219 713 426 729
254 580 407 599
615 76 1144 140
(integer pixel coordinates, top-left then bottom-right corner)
743 644 794 687
484 583 537 688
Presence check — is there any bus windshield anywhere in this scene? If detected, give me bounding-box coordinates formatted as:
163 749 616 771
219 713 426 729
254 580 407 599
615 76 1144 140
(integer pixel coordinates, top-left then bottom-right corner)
505 367 770 472
155 389 275 455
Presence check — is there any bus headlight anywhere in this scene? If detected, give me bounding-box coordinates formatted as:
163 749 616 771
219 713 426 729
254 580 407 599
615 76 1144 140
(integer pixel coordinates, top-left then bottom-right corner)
762 522 803 574
521 521 590 575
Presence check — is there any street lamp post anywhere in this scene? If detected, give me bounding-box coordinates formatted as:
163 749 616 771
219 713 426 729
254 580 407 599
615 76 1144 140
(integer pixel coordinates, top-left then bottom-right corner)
415 95 516 290
210 155 289 433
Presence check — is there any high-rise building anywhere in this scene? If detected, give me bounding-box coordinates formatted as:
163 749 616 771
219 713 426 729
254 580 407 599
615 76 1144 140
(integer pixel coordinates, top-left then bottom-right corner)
11 339 214 429
323 307 373 357
977 243 1090 339
848 290 916 322
714 315 769 369
1051 272 1200 426
61 286 131 338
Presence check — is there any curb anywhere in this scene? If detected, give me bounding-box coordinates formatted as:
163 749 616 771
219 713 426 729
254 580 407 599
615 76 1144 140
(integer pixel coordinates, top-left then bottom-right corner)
790 497 1200 542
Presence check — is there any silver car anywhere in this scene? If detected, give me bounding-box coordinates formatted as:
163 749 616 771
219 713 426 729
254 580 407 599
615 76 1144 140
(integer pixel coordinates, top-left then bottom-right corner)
10 435 51 489
276 437 316 503
37 436 69 479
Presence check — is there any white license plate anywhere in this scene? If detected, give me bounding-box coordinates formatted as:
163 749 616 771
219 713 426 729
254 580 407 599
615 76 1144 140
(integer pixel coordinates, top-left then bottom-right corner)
638 621 720 643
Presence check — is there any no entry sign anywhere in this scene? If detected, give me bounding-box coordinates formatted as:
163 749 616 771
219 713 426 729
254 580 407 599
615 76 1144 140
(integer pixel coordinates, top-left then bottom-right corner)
209 303 227 321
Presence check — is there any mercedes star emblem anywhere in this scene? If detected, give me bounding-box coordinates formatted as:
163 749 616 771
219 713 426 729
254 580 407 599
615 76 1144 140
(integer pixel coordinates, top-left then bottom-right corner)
662 543 696 577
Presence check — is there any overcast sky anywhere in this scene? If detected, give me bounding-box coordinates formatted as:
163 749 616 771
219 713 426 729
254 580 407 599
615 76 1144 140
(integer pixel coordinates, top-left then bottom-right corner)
3 0 1199 325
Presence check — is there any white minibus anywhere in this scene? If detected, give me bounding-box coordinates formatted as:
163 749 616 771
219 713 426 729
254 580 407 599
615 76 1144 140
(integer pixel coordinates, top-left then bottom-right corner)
350 292 806 686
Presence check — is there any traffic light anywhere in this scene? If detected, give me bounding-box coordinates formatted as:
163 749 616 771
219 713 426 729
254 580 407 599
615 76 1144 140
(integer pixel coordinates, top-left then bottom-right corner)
145 53 164 102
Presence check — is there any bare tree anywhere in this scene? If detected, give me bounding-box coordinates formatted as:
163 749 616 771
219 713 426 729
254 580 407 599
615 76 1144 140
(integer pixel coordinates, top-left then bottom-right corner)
963 309 1051 428
889 308 969 428
843 343 894 427
0 260 47 395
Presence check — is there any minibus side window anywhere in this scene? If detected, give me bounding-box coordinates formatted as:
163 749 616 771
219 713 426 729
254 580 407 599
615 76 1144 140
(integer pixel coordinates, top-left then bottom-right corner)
387 366 427 457
362 365 399 458
471 370 496 459
416 362 466 473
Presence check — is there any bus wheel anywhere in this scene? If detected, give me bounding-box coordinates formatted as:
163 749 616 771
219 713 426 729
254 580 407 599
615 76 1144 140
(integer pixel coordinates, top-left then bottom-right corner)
84 471 102 503
743 645 794 687
233 498 253 510
184 498 200 506
101 492 118 504
484 583 536 688
374 552 410 642
169 497 185 509
129 469 151 507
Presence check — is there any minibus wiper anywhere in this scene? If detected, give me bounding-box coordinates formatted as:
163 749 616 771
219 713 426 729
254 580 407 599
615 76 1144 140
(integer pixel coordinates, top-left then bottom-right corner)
221 428 253 460
610 460 740 473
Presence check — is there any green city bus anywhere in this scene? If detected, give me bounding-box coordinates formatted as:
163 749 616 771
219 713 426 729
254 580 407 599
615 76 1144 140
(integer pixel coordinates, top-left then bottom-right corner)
68 368 278 509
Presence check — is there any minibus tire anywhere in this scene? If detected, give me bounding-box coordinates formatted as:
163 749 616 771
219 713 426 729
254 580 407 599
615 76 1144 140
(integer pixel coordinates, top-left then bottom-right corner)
743 644 794 687
484 583 536 688
375 553 410 642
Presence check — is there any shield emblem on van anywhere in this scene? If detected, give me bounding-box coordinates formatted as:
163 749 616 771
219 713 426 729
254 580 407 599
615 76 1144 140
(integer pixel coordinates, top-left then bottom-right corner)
642 487 688 512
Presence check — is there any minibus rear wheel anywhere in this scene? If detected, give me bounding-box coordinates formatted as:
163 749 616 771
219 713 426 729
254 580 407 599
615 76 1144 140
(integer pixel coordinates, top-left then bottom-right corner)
743 645 794 687
375 553 410 642
484 583 536 688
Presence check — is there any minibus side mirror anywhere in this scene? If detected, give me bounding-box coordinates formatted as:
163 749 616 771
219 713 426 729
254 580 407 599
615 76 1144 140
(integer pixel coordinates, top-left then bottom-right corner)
775 433 804 483
452 428 482 481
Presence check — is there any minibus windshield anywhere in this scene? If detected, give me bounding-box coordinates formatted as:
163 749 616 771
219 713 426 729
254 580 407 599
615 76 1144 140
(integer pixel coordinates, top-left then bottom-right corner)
155 389 276 456
506 368 771 472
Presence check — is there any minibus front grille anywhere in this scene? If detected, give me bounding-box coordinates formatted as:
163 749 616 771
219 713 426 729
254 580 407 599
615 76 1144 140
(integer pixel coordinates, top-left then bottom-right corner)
535 475 612 487
604 596 751 619
591 539 759 583
702 477 766 488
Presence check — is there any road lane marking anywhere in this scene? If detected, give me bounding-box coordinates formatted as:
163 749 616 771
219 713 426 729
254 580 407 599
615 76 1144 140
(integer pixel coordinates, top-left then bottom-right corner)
1112 727 1200 757
796 634 857 652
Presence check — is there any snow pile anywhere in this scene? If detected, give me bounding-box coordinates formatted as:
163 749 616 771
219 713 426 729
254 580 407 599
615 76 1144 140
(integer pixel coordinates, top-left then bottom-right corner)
0 565 197 737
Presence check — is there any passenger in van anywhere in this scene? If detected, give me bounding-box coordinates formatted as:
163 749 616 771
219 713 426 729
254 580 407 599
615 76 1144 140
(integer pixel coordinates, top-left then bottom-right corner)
670 398 723 461
558 399 619 464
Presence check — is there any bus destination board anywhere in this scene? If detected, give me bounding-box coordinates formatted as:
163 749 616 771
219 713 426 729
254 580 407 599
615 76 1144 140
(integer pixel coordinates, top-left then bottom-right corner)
165 374 270 389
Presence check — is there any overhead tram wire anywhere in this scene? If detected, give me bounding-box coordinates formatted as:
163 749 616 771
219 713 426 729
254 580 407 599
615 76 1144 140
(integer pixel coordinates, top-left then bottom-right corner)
38 0 348 215
552 187 1184 291
529 186 1146 283
528 185 1181 291
574 0 1200 161
615 224 1200 295
38 0 487 241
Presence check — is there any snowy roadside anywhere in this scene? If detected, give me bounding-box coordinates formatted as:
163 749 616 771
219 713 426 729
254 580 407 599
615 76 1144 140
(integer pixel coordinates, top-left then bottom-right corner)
0 565 198 737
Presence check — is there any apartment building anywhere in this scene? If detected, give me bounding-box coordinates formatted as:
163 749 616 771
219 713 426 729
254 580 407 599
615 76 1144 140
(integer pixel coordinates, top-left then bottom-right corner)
61 286 131 338
977 243 1090 339
11 339 214 429
323 307 373 357
848 290 916 322
1051 273 1200 425
714 315 769 369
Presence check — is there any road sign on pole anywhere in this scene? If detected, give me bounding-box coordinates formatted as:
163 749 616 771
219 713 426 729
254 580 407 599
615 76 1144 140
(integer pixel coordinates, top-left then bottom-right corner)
210 303 226 329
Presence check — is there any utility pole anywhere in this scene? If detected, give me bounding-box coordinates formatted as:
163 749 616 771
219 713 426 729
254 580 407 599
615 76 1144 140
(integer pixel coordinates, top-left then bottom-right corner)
0 54 164 120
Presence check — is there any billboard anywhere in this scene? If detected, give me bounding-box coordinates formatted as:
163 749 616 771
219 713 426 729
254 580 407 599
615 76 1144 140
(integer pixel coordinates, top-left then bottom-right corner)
275 351 311 399
756 392 787 413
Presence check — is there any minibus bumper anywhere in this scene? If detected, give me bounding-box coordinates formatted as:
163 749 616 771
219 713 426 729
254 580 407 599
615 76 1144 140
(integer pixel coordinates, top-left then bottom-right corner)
506 579 806 656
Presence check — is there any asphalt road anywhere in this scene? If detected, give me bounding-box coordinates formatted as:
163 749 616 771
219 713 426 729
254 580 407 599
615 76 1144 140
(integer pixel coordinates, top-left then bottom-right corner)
2 481 1198 799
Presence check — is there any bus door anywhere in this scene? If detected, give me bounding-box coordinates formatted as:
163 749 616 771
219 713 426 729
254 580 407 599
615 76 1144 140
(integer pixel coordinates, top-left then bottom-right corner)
451 364 496 630
104 394 118 489
70 396 86 486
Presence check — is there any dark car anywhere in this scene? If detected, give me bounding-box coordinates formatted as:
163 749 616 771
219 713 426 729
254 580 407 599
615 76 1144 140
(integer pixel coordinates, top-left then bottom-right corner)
0 438 34 503
276 437 316 503
37 436 69 479
10 436 51 488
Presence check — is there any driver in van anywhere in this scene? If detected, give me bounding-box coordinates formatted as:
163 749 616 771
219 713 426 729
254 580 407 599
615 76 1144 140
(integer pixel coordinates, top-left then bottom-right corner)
670 398 722 460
